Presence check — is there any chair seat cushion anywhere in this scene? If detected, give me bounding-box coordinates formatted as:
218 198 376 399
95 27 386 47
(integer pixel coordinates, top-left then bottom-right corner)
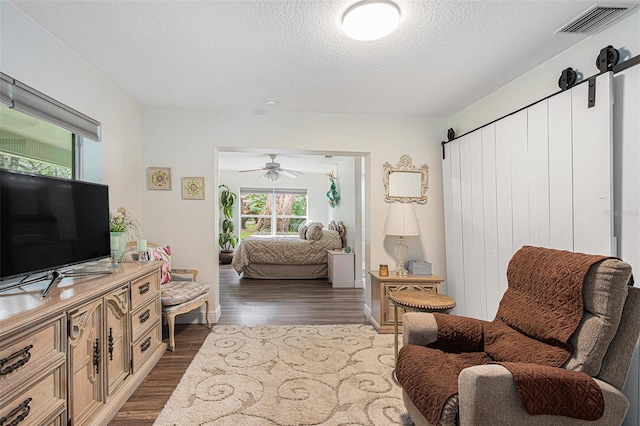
161 280 209 306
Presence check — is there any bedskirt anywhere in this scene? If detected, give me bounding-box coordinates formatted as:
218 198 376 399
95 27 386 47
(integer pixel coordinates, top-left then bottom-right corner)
241 263 327 279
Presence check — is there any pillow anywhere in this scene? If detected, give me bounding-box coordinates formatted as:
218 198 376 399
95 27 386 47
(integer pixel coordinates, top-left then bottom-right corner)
306 223 324 241
149 245 172 284
298 222 308 239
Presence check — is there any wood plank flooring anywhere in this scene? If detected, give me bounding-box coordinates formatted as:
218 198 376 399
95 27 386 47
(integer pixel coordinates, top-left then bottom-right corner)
110 265 368 424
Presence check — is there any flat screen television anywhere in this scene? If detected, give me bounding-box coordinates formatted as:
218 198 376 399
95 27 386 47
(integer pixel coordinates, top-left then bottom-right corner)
1 169 111 281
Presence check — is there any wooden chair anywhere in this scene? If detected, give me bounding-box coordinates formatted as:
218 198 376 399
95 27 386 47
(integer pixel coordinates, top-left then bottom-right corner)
125 242 211 351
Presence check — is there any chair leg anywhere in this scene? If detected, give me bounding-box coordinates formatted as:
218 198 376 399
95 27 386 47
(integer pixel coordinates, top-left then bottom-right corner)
166 313 176 352
204 294 212 329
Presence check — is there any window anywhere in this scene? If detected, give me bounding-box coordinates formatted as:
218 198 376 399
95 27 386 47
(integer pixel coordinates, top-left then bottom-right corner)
0 73 101 180
240 188 307 239
0 104 74 178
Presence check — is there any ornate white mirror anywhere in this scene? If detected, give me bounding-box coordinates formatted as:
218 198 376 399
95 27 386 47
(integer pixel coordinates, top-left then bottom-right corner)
383 154 429 204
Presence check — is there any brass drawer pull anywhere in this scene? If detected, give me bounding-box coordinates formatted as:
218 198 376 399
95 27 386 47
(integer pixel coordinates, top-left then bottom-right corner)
140 337 152 353
0 345 33 376
139 283 150 295
0 397 32 426
139 309 151 324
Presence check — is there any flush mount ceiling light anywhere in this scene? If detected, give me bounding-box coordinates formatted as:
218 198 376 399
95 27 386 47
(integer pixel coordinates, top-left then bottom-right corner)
342 0 400 41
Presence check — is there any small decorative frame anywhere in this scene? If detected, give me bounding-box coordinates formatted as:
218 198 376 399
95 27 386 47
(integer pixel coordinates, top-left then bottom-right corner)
182 177 205 200
147 167 172 190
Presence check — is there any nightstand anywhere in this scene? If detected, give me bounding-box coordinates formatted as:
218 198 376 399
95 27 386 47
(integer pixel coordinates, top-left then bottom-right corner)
368 271 445 333
327 250 355 288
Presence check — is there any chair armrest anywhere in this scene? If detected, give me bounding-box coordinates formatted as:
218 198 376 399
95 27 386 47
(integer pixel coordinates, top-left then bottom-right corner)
171 268 198 281
458 365 629 426
402 312 487 352
402 312 438 346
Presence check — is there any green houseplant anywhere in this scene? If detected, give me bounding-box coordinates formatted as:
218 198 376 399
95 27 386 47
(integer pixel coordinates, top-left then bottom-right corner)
219 184 238 264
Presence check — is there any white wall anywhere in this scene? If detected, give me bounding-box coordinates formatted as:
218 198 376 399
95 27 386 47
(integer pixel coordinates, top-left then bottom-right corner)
449 12 640 136
0 2 143 219
141 106 447 320
219 169 331 229
448 11 640 426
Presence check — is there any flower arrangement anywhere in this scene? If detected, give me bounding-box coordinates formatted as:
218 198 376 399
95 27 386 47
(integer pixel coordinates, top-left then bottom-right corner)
109 206 142 239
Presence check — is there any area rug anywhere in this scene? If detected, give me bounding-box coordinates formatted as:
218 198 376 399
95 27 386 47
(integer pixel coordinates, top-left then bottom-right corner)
154 324 414 425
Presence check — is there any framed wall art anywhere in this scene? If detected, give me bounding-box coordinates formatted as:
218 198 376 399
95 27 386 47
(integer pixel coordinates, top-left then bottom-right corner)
147 167 172 190
182 177 205 200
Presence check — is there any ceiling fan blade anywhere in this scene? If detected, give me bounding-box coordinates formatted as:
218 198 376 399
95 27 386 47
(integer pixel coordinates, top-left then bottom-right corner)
281 168 303 176
279 169 301 178
239 168 265 173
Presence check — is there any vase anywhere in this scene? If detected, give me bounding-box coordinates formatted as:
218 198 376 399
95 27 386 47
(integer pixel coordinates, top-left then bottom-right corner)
110 231 126 263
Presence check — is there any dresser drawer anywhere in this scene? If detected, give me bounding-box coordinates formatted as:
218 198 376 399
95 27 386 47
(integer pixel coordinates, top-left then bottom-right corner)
0 363 66 426
131 321 162 374
131 271 160 310
131 296 161 342
0 315 65 390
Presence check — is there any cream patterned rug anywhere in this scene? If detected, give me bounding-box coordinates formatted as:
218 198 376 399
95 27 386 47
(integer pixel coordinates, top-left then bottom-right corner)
154 324 414 425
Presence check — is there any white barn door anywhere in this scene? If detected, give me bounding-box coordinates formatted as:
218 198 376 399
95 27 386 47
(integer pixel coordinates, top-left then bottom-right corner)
442 72 614 320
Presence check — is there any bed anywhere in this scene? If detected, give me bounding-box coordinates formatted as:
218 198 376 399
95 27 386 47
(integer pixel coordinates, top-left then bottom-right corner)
232 221 346 279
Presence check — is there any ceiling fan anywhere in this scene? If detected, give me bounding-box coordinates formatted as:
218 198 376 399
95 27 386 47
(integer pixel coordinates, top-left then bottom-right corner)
239 154 303 181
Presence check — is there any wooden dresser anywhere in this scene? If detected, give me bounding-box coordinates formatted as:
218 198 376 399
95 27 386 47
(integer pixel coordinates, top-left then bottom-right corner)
0 262 166 425
369 271 445 333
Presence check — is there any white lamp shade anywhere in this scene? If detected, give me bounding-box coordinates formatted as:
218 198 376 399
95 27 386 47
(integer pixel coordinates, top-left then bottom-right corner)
383 202 420 236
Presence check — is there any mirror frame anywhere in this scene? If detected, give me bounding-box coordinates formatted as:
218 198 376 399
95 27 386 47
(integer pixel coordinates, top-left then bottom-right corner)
383 154 429 204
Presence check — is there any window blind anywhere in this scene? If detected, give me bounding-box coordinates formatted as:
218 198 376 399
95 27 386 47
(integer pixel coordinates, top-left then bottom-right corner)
0 72 101 141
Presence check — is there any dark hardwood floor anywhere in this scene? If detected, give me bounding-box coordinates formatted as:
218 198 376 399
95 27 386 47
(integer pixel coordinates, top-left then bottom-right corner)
110 265 367 424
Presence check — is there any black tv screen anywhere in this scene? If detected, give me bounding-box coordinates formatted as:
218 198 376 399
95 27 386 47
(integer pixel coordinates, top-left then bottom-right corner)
1 169 110 280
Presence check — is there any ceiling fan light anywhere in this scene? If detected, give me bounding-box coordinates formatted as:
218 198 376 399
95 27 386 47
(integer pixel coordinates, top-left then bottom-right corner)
342 0 400 41
264 170 280 181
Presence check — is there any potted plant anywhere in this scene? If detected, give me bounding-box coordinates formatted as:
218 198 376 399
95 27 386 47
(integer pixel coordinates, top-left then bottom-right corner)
218 184 238 264
109 206 142 262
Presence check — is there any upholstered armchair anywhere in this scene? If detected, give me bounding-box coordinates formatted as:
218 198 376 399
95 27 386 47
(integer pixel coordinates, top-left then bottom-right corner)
125 243 211 351
397 246 640 426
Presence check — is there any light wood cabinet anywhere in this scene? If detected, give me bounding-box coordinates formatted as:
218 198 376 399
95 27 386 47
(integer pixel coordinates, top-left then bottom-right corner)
327 250 355 288
369 271 444 333
0 262 166 426
68 298 103 425
104 285 130 400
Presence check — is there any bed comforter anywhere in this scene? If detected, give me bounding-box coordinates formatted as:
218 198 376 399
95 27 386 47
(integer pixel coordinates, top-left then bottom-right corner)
232 230 342 274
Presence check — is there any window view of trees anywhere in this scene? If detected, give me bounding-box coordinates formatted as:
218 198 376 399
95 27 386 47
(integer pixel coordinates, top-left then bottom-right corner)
0 153 72 178
240 191 307 239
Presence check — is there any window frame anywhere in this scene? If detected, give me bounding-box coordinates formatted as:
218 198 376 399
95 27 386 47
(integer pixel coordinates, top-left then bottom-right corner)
239 188 308 238
0 72 102 181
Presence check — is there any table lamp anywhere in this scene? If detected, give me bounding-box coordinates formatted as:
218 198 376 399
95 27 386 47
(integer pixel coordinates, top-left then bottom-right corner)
383 202 420 275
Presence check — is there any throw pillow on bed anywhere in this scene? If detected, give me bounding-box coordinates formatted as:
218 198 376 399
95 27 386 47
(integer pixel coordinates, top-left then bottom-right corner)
306 223 324 241
298 222 308 239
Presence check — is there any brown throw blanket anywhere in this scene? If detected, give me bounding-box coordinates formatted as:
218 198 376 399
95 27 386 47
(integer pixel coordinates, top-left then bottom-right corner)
396 246 609 424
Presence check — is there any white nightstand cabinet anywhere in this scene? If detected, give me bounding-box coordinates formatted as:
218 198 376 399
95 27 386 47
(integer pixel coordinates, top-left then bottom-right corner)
327 250 355 288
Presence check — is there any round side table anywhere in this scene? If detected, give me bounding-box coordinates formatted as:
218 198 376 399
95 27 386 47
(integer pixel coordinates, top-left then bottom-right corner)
388 290 456 371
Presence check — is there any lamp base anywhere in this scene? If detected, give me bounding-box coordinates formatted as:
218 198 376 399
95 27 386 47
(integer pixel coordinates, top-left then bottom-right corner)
393 266 408 276
393 236 408 276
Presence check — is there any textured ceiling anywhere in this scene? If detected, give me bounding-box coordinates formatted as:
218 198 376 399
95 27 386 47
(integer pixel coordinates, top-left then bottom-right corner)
9 0 634 117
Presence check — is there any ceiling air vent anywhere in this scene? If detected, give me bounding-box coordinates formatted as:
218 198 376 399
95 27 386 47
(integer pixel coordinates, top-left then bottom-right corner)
556 3 638 34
